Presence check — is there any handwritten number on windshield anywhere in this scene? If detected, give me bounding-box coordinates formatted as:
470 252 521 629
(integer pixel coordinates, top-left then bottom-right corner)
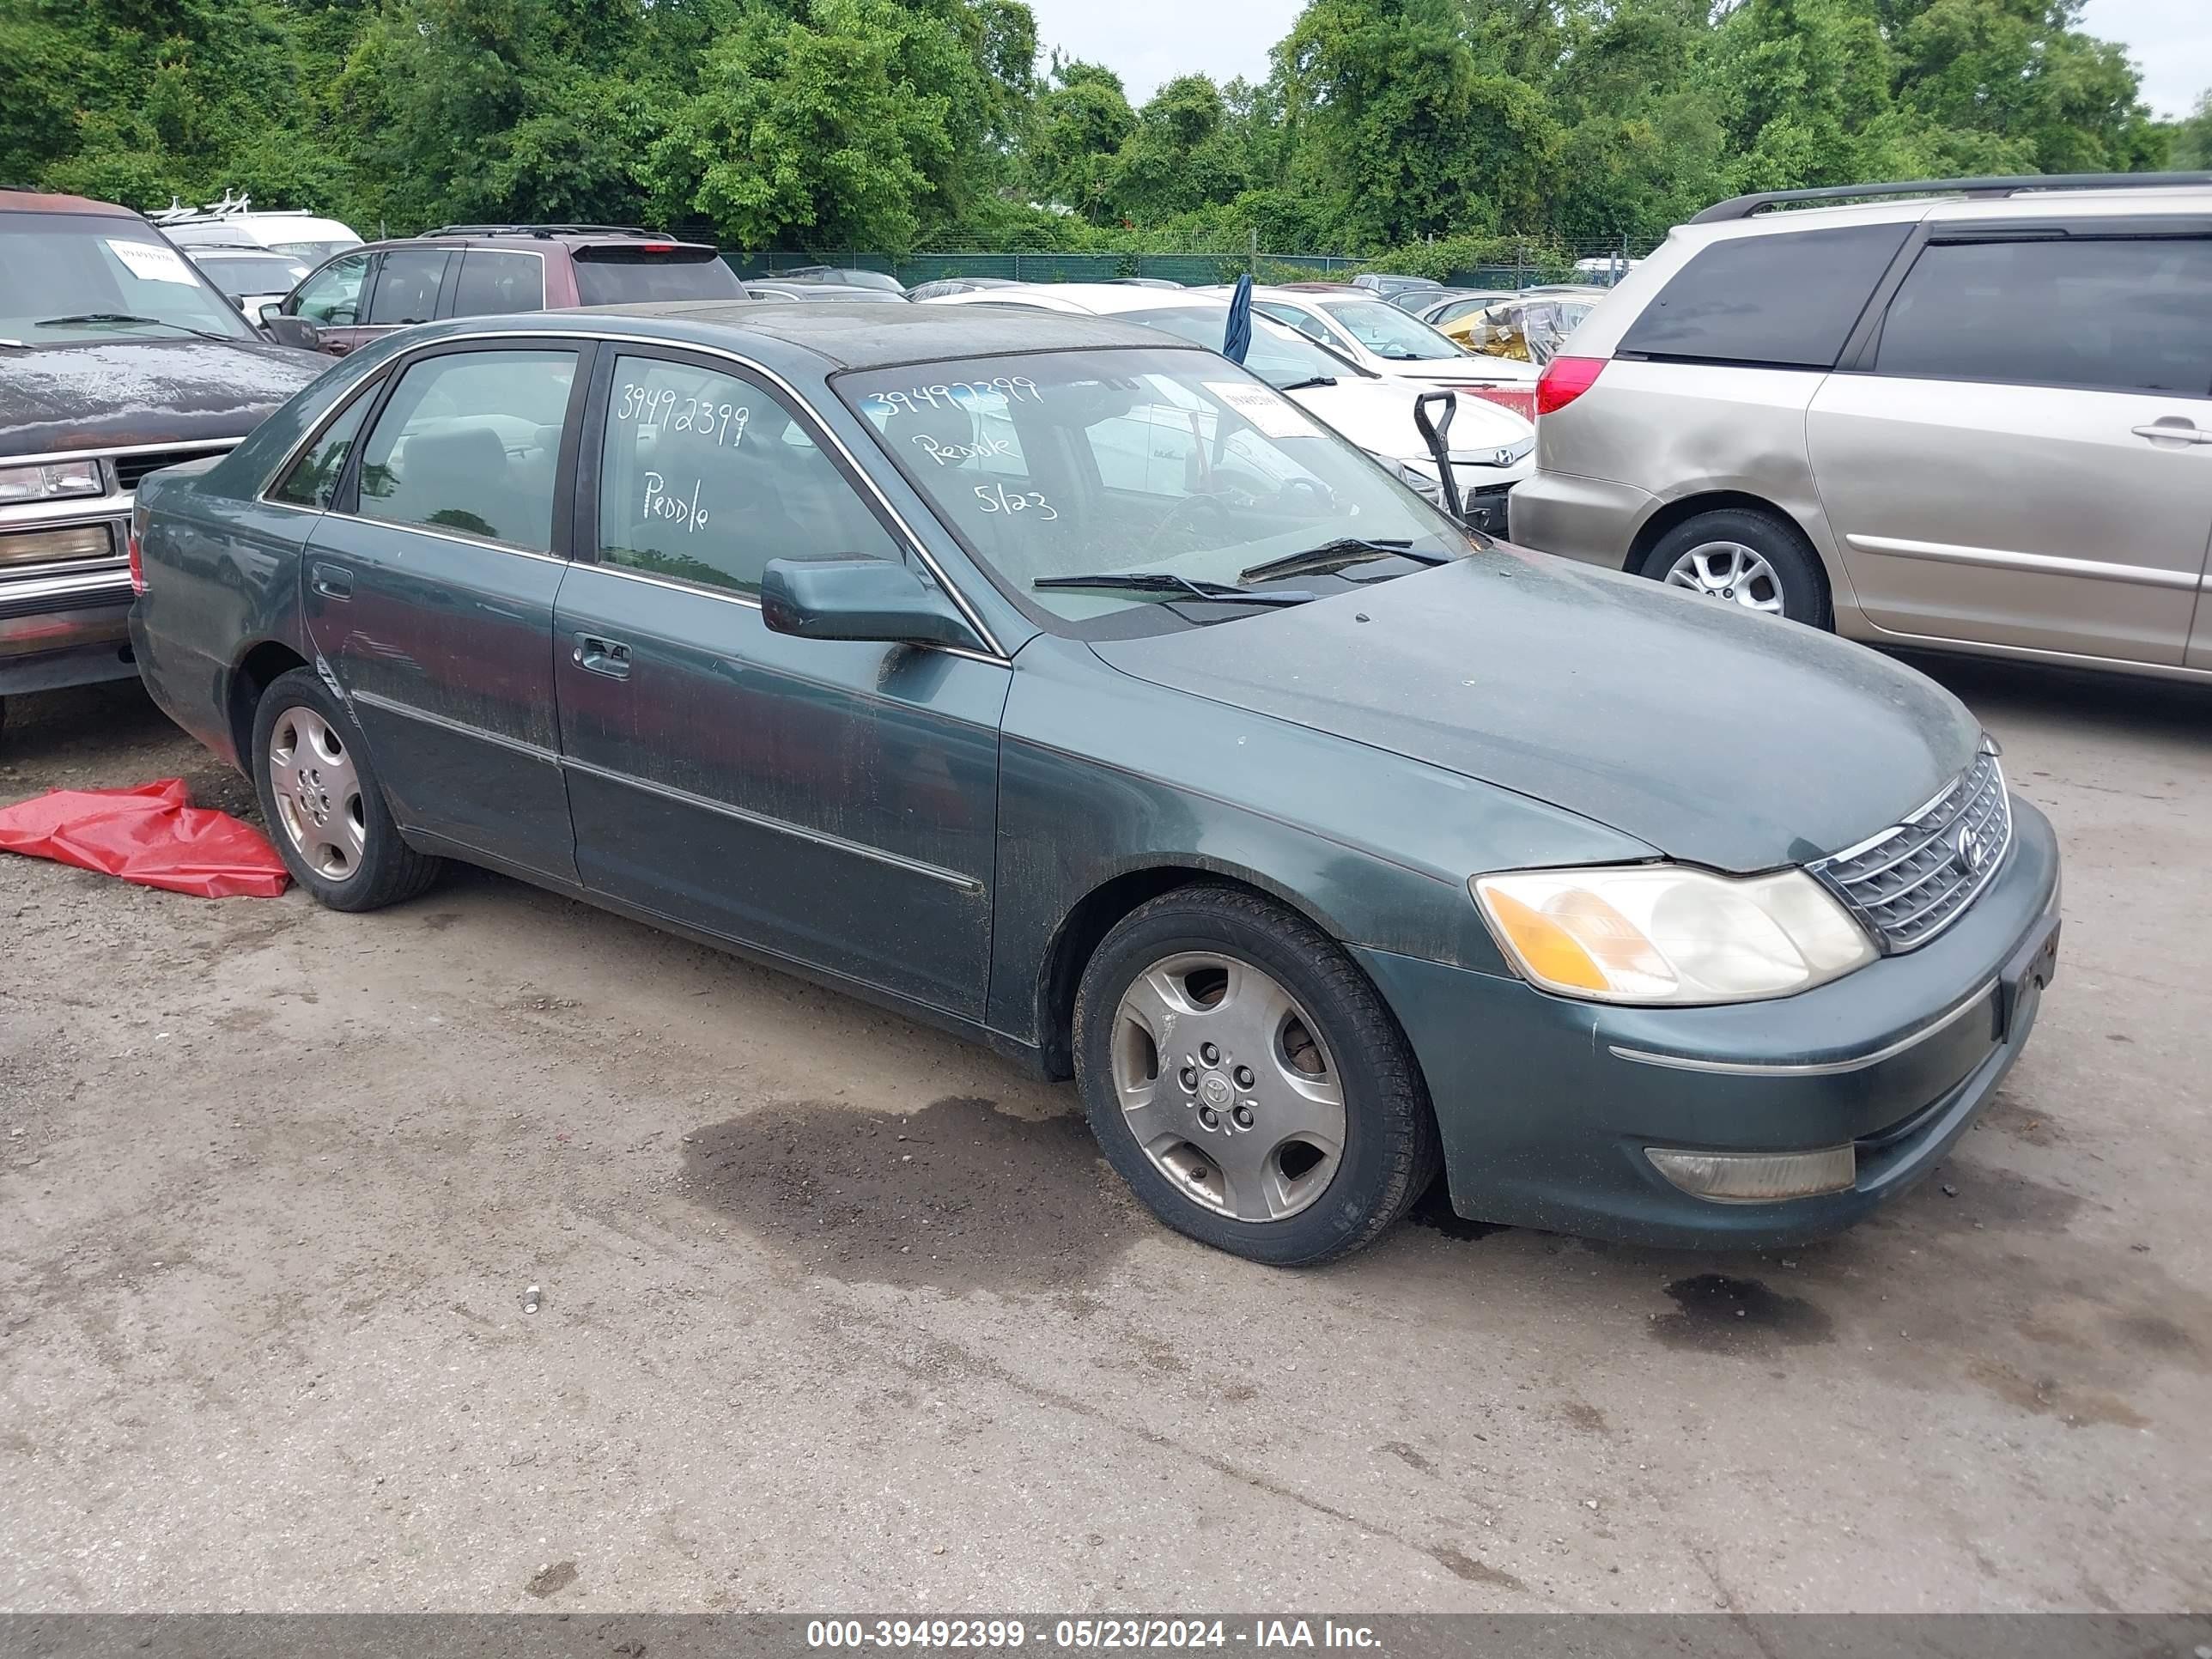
973 482 1057 521
871 377 1041 419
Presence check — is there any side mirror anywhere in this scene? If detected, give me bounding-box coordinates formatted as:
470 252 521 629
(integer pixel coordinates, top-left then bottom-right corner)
760 557 981 650
257 301 283 326
264 313 324 352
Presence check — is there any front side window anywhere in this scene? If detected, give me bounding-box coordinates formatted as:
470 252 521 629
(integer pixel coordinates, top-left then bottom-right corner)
294 253 370 325
1312 298 1467 362
1875 236 2212 396
452 251 545 318
1620 222 1912 369
367 250 449 327
596 354 899 594
841 347 1471 635
270 386 376 508
0 211 256 343
356 349 577 550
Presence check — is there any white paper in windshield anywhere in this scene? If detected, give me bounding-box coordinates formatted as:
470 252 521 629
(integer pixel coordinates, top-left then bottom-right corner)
107 240 198 286
1204 380 1320 440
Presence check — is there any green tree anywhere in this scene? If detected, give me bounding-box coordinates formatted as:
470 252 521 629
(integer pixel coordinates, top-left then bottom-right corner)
2172 92 2212 168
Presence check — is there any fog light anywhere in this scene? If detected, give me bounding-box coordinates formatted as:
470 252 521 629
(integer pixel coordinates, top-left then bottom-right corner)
1646 1145 1856 1202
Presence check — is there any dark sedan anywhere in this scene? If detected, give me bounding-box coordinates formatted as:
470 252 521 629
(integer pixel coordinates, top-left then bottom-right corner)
130 303 2061 1264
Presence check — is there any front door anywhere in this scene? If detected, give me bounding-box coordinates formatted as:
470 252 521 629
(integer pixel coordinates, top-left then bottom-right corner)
553 347 1006 1018
303 339 589 878
1809 230 2212 665
285 250 380 356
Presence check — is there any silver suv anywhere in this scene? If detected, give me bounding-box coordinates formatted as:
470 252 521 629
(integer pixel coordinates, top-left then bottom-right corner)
1510 173 2212 682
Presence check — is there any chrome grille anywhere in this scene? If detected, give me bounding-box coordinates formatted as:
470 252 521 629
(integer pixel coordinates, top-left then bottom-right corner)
1809 745 2012 953
114 447 233 491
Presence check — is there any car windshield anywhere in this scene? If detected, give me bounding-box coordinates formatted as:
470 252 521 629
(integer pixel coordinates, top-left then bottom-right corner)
1121 306 1370 391
0 212 257 343
265 239 357 264
191 255 309 295
1313 298 1466 362
839 347 1470 635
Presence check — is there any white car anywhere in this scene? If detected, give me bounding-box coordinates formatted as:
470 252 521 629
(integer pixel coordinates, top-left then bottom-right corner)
916 283 1535 531
176 246 312 325
1218 285 1541 416
157 203 362 267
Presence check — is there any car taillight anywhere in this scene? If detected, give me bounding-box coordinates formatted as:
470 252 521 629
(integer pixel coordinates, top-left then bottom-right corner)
1535 356 1607 418
128 504 148 593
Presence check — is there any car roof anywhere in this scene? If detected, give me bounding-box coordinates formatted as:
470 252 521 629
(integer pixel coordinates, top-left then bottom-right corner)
530 300 1206 372
937 282 1228 316
0 189 143 218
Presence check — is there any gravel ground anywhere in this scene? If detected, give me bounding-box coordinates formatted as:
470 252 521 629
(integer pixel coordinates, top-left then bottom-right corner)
0 656 2206 1613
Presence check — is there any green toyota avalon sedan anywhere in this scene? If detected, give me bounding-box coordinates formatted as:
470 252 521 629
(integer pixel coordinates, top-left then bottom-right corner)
128 302 2061 1265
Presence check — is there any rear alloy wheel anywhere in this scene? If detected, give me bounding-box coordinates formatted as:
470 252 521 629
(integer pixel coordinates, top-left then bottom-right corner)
1074 884 1439 1266
1641 507 1832 629
250 666 441 912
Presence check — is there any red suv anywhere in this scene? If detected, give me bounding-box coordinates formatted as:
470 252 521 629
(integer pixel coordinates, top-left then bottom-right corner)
261 224 744 356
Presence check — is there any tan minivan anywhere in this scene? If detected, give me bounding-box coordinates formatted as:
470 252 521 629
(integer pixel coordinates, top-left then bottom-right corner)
1510 173 2212 681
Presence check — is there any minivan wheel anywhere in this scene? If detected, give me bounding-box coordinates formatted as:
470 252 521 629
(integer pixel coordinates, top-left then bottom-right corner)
250 667 441 912
1642 507 1832 629
1073 884 1440 1267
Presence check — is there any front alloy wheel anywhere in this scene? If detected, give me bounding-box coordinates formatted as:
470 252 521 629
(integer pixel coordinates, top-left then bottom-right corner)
1109 951 1345 1222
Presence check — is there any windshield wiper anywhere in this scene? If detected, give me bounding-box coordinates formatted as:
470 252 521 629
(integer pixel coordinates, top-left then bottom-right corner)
1277 374 1337 392
1033 572 1315 606
1238 538 1450 583
36 313 236 343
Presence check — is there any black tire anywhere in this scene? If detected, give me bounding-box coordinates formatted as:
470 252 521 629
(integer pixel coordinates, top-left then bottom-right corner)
249 666 441 912
1073 884 1441 1267
1640 506 1833 629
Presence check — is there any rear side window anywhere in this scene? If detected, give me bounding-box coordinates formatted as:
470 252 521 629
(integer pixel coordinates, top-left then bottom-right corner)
270 386 376 508
1620 223 1912 368
571 248 744 306
356 349 578 550
1875 237 2212 396
367 249 449 326
452 250 545 318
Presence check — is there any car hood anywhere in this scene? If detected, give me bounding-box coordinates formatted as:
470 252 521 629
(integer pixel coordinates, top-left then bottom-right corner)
1291 380 1529 463
1087 550 1982 873
0 337 327 458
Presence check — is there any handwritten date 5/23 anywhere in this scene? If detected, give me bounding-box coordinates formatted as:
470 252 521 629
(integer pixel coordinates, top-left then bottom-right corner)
972 482 1058 521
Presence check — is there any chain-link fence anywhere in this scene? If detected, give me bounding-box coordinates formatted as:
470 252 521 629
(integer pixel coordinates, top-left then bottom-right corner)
720 240 1651 290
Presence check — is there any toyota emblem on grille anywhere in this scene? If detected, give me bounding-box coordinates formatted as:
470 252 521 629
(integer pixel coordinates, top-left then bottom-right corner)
1954 823 1985 875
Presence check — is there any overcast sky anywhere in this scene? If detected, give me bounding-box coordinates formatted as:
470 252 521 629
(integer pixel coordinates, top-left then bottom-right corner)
1025 0 2209 122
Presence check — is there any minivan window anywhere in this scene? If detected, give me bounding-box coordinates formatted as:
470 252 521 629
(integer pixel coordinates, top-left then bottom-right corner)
1619 222 1912 369
1875 236 2212 397
452 250 546 318
356 349 577 550
571 248 746 306
596 354 898 594
367 249 449 327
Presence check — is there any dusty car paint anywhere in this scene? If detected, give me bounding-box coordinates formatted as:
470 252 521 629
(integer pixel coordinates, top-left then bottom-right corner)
130 305 2061 1249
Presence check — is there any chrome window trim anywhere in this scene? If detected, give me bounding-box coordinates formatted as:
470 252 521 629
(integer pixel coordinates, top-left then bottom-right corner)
1 436 239 471
562 755 985 894
1844 532 2205 592
319 507 570 564
1609 976 1998 1076
255 325 1010 659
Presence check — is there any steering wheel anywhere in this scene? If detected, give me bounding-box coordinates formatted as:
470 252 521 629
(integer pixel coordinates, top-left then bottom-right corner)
1139 489 1235 562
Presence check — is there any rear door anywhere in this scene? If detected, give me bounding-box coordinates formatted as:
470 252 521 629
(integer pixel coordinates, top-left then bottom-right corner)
362 246 452 338
303 338 590 878
450 248 549 319
1808 227 2212 665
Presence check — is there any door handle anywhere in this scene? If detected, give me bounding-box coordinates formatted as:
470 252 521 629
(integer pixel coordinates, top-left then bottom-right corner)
309 562 353 600
2130 419 2212 446
573 634 632 680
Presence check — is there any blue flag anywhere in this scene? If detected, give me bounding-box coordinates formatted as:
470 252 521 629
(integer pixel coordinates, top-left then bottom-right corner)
1224 272 1254 364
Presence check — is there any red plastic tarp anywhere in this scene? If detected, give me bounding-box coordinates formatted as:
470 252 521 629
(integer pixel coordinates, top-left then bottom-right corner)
0 778 289 898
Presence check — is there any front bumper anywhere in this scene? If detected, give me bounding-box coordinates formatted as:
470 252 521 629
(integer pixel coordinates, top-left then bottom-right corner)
1356 798 2063 1249
0 557 137 696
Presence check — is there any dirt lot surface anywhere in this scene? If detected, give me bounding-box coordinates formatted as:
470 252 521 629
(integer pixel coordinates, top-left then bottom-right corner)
1 655 2206 1613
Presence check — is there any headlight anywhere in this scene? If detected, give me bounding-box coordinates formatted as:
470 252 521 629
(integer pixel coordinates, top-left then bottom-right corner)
0 460 106 503
1471 864 1875 1005
1369 451 1444 507
1449 436 1534 468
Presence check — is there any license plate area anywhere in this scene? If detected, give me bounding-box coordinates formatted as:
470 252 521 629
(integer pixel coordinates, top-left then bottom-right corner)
1998 913 2060 1041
